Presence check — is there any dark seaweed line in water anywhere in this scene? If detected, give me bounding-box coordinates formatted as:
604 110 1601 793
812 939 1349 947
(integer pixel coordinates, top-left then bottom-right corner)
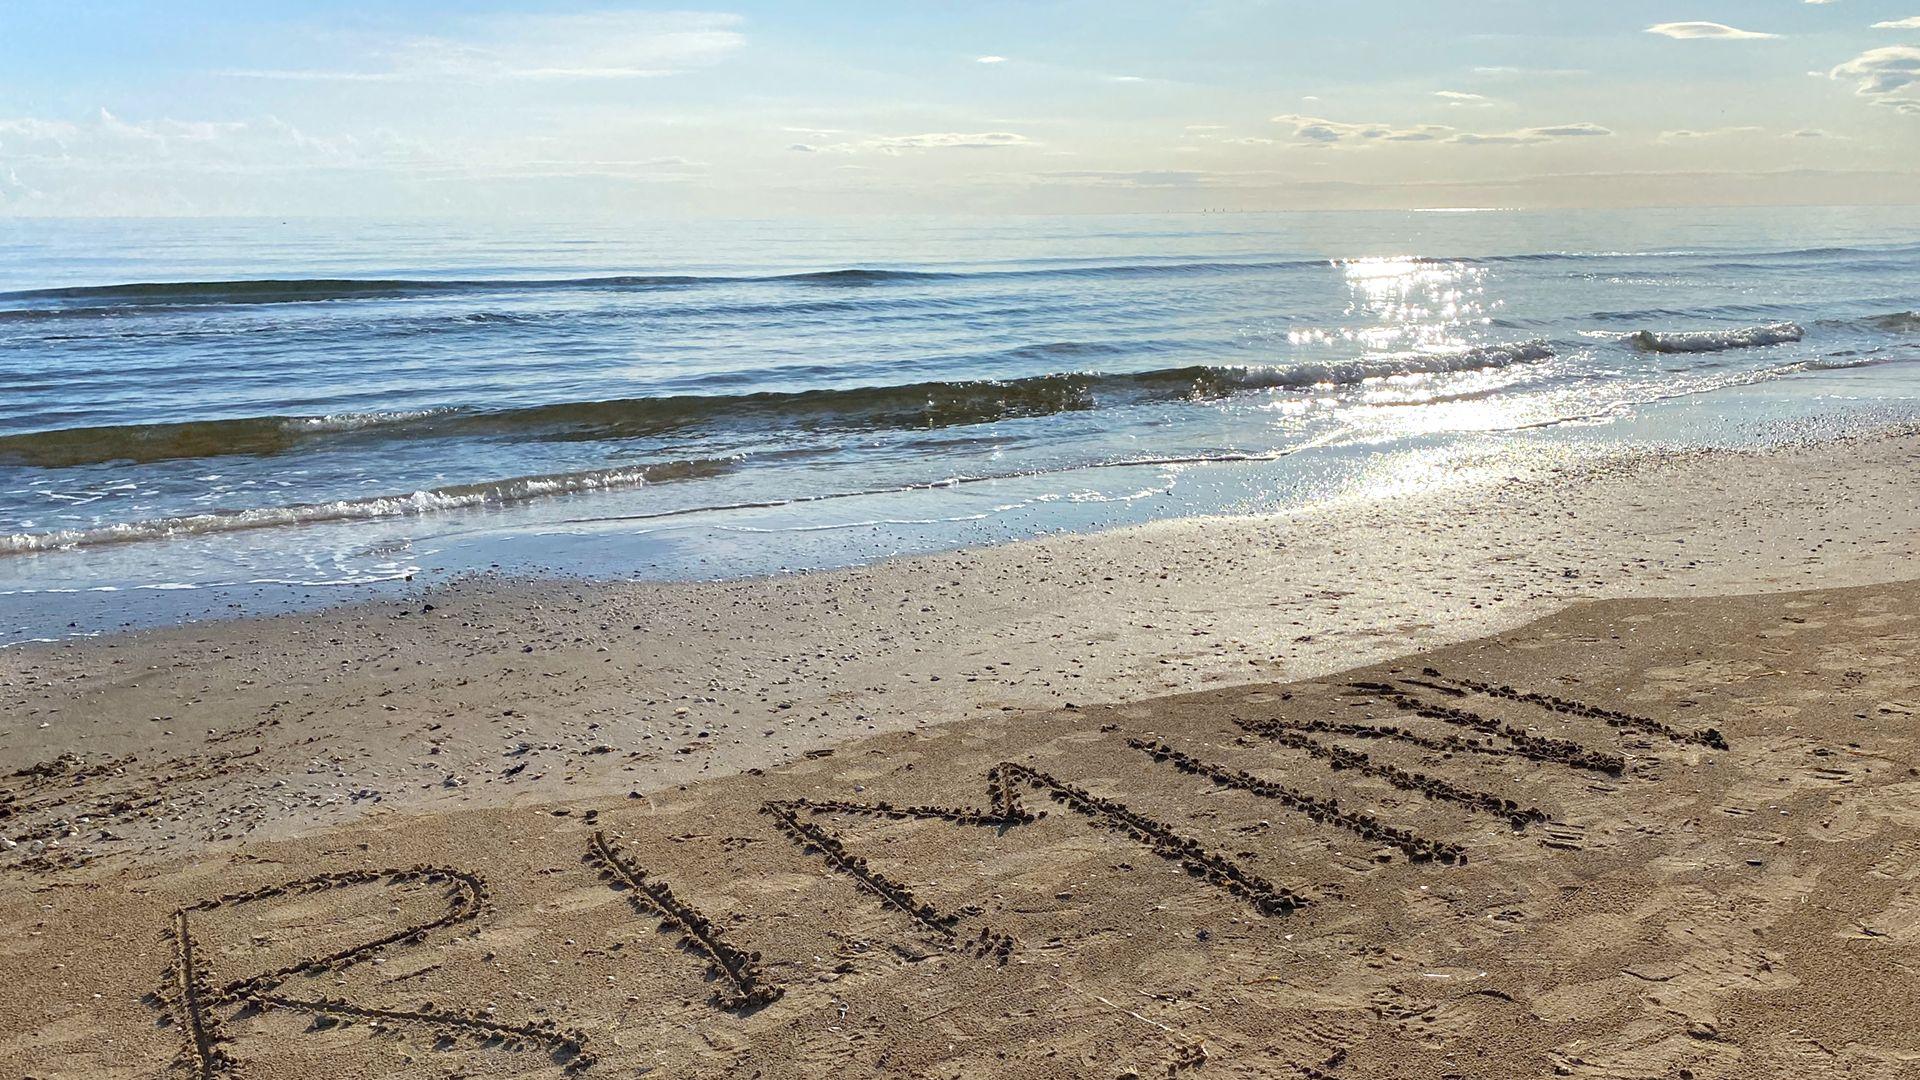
0 344 1552 468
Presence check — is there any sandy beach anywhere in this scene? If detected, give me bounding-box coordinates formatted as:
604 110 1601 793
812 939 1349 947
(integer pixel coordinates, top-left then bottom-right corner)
3 6 1920 1068
6 6 1918 1075
4 428 1920 1078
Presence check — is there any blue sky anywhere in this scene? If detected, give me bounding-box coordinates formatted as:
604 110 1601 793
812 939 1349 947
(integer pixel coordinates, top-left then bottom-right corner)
1 1 1916 214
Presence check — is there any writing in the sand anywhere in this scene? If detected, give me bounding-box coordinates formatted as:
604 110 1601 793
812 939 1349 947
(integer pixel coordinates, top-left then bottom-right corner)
153 670 1725 1075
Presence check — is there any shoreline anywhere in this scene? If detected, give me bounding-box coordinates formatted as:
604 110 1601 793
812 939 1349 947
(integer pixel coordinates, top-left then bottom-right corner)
3 425 1918 864
7 396 1917 651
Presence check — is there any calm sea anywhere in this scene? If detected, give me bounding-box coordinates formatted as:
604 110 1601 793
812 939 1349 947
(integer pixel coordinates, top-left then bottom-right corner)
3 208 1919 644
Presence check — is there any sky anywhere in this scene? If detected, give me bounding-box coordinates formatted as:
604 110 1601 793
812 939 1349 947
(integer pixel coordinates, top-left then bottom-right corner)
1 1 1917 216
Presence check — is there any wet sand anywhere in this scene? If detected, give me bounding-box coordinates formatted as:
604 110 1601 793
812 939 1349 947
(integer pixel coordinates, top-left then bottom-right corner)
3 429 1920 1077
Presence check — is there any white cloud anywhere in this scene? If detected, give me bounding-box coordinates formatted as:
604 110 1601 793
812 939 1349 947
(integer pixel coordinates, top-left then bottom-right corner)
1030 169 1220 188
873 132 1033 150
1645 21 1781 40
1271 114 1454 143
0 117 82 142
1658 125 1764 140
0 108 420 188
0 109 369 162
1449 122 1613 144
1110 75 1146 83
1433 90 1495 107
976 55 1008 64
221 11 745 82
1830 45 1920 107
0 106 716 193
1525 123 1612 137
1788 128 1844 138
1271 114 1611 147
431 156 705 181
795 131 1037 154
1872 16 1920 28
0 164 34 204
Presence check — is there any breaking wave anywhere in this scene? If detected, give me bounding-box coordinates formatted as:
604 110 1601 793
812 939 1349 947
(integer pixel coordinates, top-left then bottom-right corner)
0 342 1552 468
278 409 460 434
1865 310 1920 333
1626 322 1804 354
0 458 735 555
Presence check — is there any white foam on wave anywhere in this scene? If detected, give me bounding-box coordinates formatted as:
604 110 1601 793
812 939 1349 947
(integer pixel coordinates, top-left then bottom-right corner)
1626 322 1803 354
1263 340 1554 387
282 408 455 433
0 461 723 555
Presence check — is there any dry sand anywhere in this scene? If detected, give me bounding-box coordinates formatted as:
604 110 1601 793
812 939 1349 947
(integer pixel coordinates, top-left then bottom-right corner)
3 429 1920 1077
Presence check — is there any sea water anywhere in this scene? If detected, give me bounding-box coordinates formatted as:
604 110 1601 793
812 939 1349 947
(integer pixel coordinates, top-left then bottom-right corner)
3 207 1918 644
